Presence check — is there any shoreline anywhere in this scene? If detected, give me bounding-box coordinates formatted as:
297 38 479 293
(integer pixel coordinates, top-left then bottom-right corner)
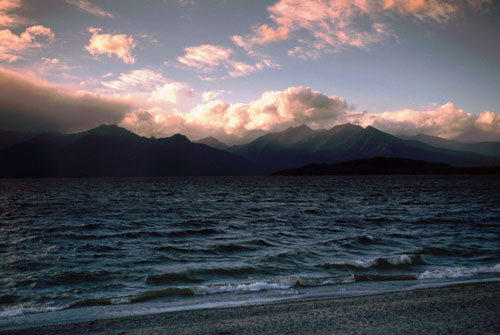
2 281 499 335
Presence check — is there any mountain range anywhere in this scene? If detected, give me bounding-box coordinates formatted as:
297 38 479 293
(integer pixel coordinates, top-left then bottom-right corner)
227 124 500 172
0 125 254 177
1 124 499 177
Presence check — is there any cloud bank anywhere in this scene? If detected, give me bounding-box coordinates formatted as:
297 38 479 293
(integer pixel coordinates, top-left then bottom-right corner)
121 86 348 143
4 65 498 144
348 102 500 142
118 81 500 144
0 68 132 133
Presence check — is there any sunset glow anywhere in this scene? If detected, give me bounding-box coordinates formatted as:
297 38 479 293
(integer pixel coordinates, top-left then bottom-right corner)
1 0 499 143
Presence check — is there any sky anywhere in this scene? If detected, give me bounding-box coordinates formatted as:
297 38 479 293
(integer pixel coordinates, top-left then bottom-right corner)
0 0 499 144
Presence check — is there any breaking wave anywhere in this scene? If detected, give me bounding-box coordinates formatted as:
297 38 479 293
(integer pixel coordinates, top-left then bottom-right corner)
321 254 424 270
418 264 500 279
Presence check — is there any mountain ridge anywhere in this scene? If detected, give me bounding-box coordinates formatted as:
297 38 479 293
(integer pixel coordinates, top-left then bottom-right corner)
1 124 500 177
272 157 500 176
228 123 500 172
0 125 256 177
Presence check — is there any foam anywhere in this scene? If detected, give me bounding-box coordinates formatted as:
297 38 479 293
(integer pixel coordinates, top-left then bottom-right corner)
418 264 500 279
0 306 62 320
198 282 293 295
327 254 420 269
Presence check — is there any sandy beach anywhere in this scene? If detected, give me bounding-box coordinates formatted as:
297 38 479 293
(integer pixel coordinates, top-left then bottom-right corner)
2 281 499 335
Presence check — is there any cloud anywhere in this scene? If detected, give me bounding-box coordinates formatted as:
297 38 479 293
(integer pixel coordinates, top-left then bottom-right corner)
177 44 275 78
85 27 136 64
0 0 27 27
66 0 113 18
42 57 59 64
382 0 457 22
120 82 500 144
234 0 392 58
235 0 494 59
178 0 196 6
177 44 232 72
0 68 132 133
232 24 290 51
466 0 495 12
149 82 187 105
121 86 348 143
92 68 195 115
202 90 226 102
101 69 166 90
0 25 54 62
347 102 500 141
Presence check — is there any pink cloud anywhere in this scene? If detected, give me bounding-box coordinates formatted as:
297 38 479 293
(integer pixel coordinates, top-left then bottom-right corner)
178 44 276 78
177 44 232 72
234 0 393 58
235 0 494 58
148 82 187 105
0 0 27 27
66 0 113 18
85 27 136 64
0 25 54 62
382 0 457 22
120 83 500 143
202 90 226 102
121 86 348 144
347 102 500 141
101 69 166 90
97 68 192 111
232 24 289 51
42 57 59 64
227 60 256 78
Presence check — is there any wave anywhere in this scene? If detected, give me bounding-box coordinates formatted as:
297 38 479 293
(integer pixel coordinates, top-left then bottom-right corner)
154 245 204 253
15 270 118 288
6 264 499 319
354 274 417 282
213 243 257 253
408 246 460 256
0 294 18 305
0 306 63 320
154 239 273 254
418 264 500 279
70 274 356 308
145 266 265 285
75 244 122 253
146 271 204 285
169 219 219 228
321 254 423 270
167 228 220 237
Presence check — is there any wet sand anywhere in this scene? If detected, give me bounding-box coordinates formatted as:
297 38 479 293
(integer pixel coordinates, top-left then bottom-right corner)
2 281 500 335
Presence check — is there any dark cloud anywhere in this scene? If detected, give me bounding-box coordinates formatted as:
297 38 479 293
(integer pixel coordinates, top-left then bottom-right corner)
0 68 132 133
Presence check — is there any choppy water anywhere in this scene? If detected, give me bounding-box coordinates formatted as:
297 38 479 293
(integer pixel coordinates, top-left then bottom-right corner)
1 176 500 327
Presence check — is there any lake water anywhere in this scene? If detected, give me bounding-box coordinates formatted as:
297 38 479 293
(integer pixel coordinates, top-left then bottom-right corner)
1 176 500 328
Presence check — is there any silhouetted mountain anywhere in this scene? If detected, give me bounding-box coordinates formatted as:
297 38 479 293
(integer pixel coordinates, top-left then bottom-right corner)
230 124 500 172
194 136 229 150
0 125 255 177
273 157 500 176
229 124 318 170
400 134 500 157
0 129 35 150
